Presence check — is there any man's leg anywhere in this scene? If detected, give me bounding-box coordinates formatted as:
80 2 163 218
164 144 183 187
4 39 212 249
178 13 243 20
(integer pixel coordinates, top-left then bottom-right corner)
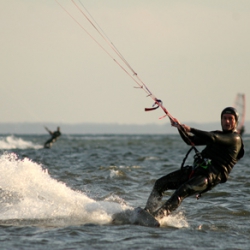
145 167 192 214
153 174 209 218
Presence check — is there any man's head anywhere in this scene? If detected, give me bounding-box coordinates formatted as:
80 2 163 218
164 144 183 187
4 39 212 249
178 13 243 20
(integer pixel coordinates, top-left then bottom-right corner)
221 107 238 132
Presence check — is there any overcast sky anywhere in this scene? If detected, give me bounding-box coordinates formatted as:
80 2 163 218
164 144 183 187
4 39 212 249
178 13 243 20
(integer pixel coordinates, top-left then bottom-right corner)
0 0 249 126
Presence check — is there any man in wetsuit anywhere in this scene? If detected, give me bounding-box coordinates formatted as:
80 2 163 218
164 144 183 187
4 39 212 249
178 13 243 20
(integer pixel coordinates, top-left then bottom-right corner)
44 126 61 148
144 107 245 219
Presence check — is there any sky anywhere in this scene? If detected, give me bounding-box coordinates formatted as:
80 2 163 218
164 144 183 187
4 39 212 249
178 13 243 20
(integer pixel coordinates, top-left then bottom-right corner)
0 0 249 126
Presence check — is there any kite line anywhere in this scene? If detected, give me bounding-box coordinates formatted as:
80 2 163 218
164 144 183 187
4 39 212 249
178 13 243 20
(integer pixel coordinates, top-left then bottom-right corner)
55 1 208 175
54 0 179 123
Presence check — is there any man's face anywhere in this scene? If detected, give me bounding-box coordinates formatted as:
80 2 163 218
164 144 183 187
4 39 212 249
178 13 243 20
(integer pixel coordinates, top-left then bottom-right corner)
221 114 237 131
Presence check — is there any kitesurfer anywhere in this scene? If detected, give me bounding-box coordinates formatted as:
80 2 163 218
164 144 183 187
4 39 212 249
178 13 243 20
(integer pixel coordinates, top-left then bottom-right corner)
44 126 61 148
144 107 244 219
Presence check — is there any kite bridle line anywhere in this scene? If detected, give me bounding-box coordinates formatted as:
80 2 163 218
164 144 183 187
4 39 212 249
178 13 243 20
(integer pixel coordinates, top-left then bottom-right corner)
55 0 197 148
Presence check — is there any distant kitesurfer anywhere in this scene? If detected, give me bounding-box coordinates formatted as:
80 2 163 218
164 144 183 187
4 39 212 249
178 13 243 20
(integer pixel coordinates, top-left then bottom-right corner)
144 107 244 219
44 126 61 148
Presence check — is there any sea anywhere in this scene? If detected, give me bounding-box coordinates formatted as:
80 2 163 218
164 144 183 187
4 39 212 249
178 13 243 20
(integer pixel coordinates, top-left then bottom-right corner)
0 133 249 250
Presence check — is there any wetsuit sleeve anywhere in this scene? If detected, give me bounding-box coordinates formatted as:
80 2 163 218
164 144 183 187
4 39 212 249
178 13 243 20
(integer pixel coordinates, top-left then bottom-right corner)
177 127 192 144
190 128 239 145
178 127 242 148
177 127 207 146
45 127 53 135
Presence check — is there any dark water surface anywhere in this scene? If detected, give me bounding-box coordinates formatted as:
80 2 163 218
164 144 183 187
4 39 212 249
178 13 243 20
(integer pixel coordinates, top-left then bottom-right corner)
0 134 249 249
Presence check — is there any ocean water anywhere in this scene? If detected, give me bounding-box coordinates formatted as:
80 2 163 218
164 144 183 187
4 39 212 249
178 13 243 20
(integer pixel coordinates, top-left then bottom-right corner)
0 133 249 250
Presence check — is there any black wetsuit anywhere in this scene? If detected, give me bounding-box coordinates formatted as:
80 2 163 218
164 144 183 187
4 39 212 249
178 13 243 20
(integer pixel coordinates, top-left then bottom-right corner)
44 130 61 148
145 128 244 218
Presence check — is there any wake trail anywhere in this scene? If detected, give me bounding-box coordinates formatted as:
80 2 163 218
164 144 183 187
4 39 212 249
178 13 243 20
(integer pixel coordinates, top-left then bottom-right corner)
0 135 42 150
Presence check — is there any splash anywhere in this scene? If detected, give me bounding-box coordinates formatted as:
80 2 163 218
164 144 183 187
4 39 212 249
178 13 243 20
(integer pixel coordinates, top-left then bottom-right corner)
0 153 188 228
0 135 42 149
159 211 189 228
0 153 126 227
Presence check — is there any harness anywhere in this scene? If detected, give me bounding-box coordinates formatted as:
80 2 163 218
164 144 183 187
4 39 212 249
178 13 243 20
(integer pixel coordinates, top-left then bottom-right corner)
180 146 213 199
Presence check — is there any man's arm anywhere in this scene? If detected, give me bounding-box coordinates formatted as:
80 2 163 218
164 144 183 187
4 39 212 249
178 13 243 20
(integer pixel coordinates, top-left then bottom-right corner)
44 126 53 135
171 120 206 146
190 128 241 146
